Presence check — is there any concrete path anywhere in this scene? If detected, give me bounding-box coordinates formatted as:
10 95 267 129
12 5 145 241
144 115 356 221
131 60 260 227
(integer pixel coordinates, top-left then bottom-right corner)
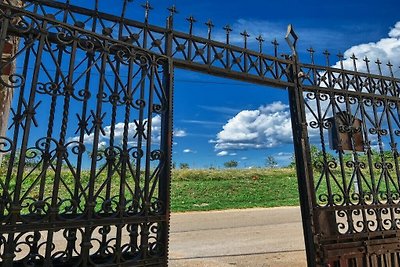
169 206 307 267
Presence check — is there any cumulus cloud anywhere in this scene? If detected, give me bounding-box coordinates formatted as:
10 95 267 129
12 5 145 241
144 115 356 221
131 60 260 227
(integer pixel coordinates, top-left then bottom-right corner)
331 21 400 76
212 101 293 151
183 149 196 153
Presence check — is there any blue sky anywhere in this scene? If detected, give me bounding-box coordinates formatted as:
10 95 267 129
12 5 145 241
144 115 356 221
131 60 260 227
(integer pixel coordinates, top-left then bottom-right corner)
143 0 400 168
8 0 400 169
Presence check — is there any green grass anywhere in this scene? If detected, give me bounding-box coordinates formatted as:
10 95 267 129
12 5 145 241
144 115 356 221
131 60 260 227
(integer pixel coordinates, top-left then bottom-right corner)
171 168 299 212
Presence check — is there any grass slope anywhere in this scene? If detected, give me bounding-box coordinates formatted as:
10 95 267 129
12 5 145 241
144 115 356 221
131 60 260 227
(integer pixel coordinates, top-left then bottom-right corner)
171 168 299 212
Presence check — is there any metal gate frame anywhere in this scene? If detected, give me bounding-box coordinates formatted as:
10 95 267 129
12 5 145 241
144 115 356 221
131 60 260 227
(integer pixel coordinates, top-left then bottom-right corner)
0 0 400 266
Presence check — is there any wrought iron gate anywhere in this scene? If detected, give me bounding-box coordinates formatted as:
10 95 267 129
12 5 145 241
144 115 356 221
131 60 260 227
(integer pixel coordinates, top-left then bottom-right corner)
0 0 400 266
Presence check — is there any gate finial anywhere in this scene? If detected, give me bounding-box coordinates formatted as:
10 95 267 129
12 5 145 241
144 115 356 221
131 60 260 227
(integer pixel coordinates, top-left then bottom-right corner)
285 24 298 56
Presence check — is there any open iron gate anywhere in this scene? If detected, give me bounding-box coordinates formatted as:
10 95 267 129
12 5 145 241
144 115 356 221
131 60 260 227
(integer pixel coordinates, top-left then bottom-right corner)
0 0 400 266
0 1 173 265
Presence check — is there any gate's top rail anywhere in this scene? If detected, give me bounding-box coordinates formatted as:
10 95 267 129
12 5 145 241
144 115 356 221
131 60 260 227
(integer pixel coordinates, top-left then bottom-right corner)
3 0 400 94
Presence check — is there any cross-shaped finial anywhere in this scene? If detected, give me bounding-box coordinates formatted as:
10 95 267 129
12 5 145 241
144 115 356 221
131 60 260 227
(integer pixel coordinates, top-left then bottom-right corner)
350 54 358 71
363 56 371 73
167 5 178 17
323 50 330 66
271 39 279 57
223 25 232 44
186 16 196 35
142 1 153 22
336 52 344 69
375 59 382 75
387 61 394 77
307 47 315 63
241 30 250 49
256 35 264 53
205 19 214 39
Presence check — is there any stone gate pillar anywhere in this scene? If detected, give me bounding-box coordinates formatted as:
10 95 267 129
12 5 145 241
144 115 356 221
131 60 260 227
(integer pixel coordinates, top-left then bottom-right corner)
0 0 21 165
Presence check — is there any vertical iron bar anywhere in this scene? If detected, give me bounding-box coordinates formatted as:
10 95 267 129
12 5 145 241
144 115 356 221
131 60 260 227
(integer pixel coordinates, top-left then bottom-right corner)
158 13 174 265
287 54 318 266
81 39 109 267
4 16 48 266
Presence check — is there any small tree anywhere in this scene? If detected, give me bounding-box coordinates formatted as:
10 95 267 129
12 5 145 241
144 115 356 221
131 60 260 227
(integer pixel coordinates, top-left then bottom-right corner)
224 160 238 168
266 156 278 168
179 163 189 169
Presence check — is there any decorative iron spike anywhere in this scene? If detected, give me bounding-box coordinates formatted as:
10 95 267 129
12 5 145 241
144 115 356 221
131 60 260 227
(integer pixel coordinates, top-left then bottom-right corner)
363 56 371 73
285 24 298 56
167 5 178 17
336 52 344 69
256 35 264 53
375 59 382 75
142 0 153 22
223 25 232 44
272 39 279 57
307 47 315 64
323 50 330 66
350 54 358 71
387 61 394 77
241 30 250 49
186 16 196 35
205 19 214 39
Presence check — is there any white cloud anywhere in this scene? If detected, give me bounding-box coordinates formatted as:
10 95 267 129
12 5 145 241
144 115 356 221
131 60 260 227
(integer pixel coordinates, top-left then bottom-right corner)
174 129 187 137
331 21 400 76
217 151 229 156
183 149 196 153
213 101 293 151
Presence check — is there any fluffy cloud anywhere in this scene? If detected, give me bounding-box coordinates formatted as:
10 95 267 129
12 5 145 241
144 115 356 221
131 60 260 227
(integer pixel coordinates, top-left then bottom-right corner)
183 149 196 153
331 21 400 76
212 101 293 151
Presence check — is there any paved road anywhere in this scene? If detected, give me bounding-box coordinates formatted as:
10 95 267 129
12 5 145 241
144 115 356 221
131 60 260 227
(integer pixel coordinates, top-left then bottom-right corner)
169 206 307 267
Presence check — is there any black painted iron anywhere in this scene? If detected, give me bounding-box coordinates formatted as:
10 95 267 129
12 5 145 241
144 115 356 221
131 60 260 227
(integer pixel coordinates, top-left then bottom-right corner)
0 0 399 266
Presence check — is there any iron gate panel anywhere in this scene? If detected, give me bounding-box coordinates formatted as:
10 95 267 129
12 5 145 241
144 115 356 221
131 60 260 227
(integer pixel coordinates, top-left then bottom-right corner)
0 3 172 266
294 54 400 266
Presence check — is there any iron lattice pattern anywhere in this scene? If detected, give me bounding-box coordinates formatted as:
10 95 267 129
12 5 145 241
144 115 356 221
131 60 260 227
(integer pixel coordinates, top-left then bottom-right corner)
299 54 400 265
0 3 171 266
2 0 294 88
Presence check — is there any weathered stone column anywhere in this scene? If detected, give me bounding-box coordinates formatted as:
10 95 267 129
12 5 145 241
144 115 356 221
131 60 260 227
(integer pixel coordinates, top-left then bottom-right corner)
0 0 21 165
